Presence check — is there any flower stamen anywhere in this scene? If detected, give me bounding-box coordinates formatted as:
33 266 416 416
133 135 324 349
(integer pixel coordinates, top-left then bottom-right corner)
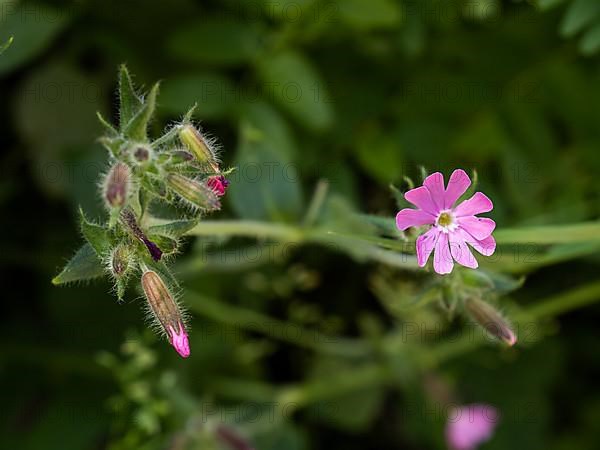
436 210 457 232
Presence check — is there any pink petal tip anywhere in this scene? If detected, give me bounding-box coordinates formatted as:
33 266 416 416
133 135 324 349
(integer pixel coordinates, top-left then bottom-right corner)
168 324 191 358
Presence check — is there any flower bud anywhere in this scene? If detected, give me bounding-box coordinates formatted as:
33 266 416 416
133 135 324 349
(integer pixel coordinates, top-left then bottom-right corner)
141 270 190 358
169 149 194 165
110 245 131 278
207 175 230 197
103 162 131 208
166 173 220 211
120 209 163 261
178 124 219 170
465 298 517 346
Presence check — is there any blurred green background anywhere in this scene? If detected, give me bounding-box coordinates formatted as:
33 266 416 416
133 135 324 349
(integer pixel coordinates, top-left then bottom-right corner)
2 0 600 449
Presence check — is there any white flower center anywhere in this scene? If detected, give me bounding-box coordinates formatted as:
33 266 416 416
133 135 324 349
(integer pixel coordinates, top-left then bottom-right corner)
436 210 457 233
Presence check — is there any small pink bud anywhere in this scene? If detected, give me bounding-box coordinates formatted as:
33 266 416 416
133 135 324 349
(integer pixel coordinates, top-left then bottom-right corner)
207 175 229 197
103 162 131 208
168 324 190 358
141 270 190 358
446 404 499 450
465 298 517 346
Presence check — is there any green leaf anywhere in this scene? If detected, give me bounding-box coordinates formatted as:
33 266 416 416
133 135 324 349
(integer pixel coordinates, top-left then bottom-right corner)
159 73 235 119
308 357 384 431
337 0 403 29
353 126 403 183
96 111 118 136
537 0 567 10
579 22 600 54
79 209 111 256
560 0 600 37
0 36 13 54
167 18 263 66
118 65 144 128
0 5 68 75
148 219 199 238
256 50 334 131
147 234 178 256
238 100 298 160
52 244 105 285
228 123 304 221
122 82 159 142
252 423 308 450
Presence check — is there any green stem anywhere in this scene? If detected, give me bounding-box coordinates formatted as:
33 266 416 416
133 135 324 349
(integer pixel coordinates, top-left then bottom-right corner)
494 222 600 244
185 292 370 358
188 220 303 241
221 281 600 409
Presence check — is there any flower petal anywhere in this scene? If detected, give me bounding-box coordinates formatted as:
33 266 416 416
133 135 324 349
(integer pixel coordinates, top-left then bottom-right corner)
453 192 493 217
449 231 478 269
457 216 496 240
445 169 471 209
446 404 499 450
416 228 440 267
433 232 454 274
404 186 439 215
458 228 496 256
423 172 446 211
396 208 435 230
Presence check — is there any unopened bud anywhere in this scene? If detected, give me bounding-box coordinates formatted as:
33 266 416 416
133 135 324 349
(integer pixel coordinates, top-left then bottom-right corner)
179 124 219 170
141 270 190 358
110 245 131 277
103 162 131 208
166 173 220 211
465 298 517 346
170 149 194 164
120 209 163 261
207 175 230 197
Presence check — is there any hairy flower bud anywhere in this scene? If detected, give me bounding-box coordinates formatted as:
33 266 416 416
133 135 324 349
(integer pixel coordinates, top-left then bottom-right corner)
120 209 163 261
170 149 194 164
141 270 190 358
166 173 220 211
465 298 517 346
110 245 130 277
103 162 131 208
179 124 219 170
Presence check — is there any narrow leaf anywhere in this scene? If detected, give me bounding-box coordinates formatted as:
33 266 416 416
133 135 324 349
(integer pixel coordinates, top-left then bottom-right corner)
118 64 143 129
52 244 105 285
79 209 111 256
148 219 199 237
123 82 159 142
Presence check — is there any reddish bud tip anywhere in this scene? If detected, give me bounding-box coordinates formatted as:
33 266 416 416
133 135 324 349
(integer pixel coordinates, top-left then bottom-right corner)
168 323 190 358
104 162 131 208
207 175 229 197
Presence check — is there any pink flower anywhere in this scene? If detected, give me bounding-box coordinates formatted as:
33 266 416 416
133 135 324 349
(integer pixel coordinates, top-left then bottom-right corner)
396 169 496 275
207 175 229 197
446 404 499 450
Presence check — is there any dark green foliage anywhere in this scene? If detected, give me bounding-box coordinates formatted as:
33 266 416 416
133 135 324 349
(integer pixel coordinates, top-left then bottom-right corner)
3 2 600 450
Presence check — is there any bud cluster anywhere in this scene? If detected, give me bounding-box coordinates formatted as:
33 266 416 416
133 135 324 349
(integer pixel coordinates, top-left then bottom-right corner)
65 66 232 358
